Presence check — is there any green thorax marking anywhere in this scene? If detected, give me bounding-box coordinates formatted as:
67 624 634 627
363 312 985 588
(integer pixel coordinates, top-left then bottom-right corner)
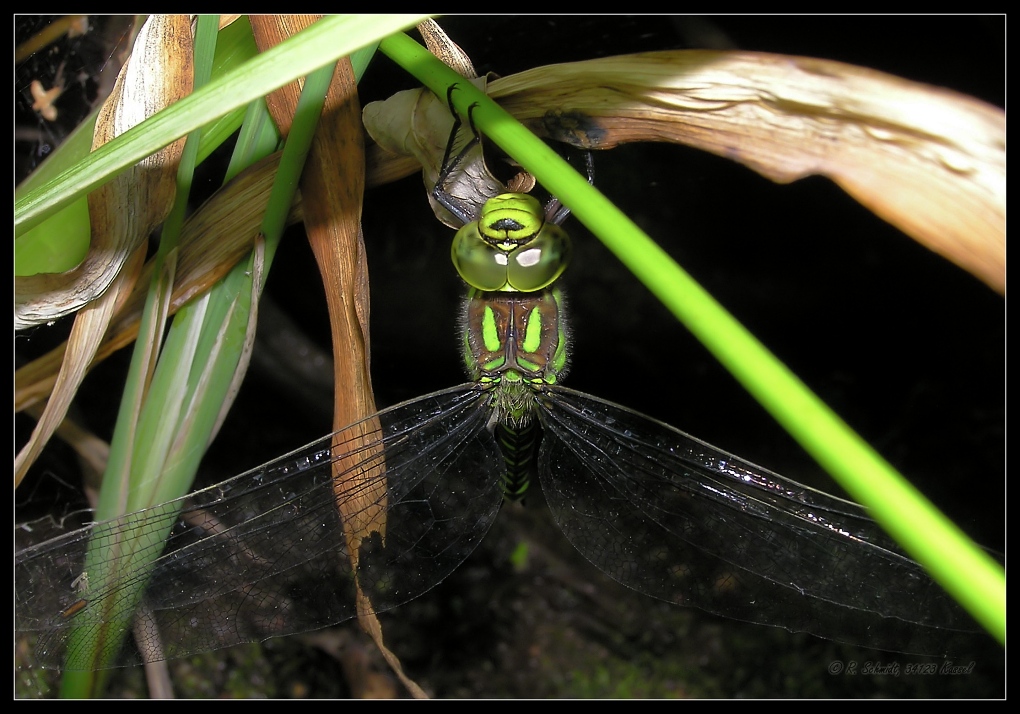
461 286 569 427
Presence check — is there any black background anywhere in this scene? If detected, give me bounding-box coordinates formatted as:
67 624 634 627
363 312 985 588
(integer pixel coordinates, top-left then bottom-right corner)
17 15 1004 698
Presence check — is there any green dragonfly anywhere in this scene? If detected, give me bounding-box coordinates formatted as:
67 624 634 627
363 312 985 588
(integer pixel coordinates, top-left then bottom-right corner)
15 120 986 673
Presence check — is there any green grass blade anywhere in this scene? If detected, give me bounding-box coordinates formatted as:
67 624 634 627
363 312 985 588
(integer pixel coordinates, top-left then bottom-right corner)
58 48 342 693
15 111 98 275
58 15 223 695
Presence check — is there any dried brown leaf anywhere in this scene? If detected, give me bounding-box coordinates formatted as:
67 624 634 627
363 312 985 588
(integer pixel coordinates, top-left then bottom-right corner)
15 16 194 478
253 15 417 696
417 18 476 79
364 75 532 229
15 245 145 486
355 585 429 699
252 15 376 429
15 14 194 330
14 153 302 415
492 50 1005 293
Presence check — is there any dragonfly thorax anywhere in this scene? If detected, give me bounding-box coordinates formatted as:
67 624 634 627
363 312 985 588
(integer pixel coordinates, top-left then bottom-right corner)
461 287 569 427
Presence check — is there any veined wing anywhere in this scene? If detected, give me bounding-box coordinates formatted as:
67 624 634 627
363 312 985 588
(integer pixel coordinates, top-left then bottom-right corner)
536 386 986 656
16 384 501 670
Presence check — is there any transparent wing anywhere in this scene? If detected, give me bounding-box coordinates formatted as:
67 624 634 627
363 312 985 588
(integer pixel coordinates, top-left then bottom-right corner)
16 385 502 670
536 386 988 655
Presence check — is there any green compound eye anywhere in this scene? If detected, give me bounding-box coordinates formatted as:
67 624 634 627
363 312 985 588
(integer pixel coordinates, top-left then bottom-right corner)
451 194 572 292
506 223 570 291
452 222 510 291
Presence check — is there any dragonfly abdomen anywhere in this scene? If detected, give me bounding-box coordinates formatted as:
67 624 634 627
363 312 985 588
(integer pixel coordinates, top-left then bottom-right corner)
494 421 540 501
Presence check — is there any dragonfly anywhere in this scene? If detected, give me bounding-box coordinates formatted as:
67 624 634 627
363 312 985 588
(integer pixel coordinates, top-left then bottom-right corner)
15 101 987 675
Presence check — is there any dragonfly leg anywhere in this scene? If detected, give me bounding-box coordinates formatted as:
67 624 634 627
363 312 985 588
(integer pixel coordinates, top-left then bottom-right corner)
433 83 482 226
544 151 596 226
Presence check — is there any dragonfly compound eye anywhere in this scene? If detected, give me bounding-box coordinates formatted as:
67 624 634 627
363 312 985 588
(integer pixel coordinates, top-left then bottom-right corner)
505 223 571 292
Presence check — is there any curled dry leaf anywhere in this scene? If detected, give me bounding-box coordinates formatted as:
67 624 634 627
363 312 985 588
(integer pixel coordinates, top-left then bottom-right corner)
368 18 531 229
416 18 477 80
15 152 303 415
15 15 194 483
251 14 376 433
15 15 194 330
366 49 1004 293
364 75 535 230
15 245 146 486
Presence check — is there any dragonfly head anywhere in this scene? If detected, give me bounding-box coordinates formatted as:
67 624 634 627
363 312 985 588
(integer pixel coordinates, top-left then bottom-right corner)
451 193 572 292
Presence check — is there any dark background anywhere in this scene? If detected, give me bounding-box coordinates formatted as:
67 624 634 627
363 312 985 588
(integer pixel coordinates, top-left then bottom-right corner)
17 15 1004 698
